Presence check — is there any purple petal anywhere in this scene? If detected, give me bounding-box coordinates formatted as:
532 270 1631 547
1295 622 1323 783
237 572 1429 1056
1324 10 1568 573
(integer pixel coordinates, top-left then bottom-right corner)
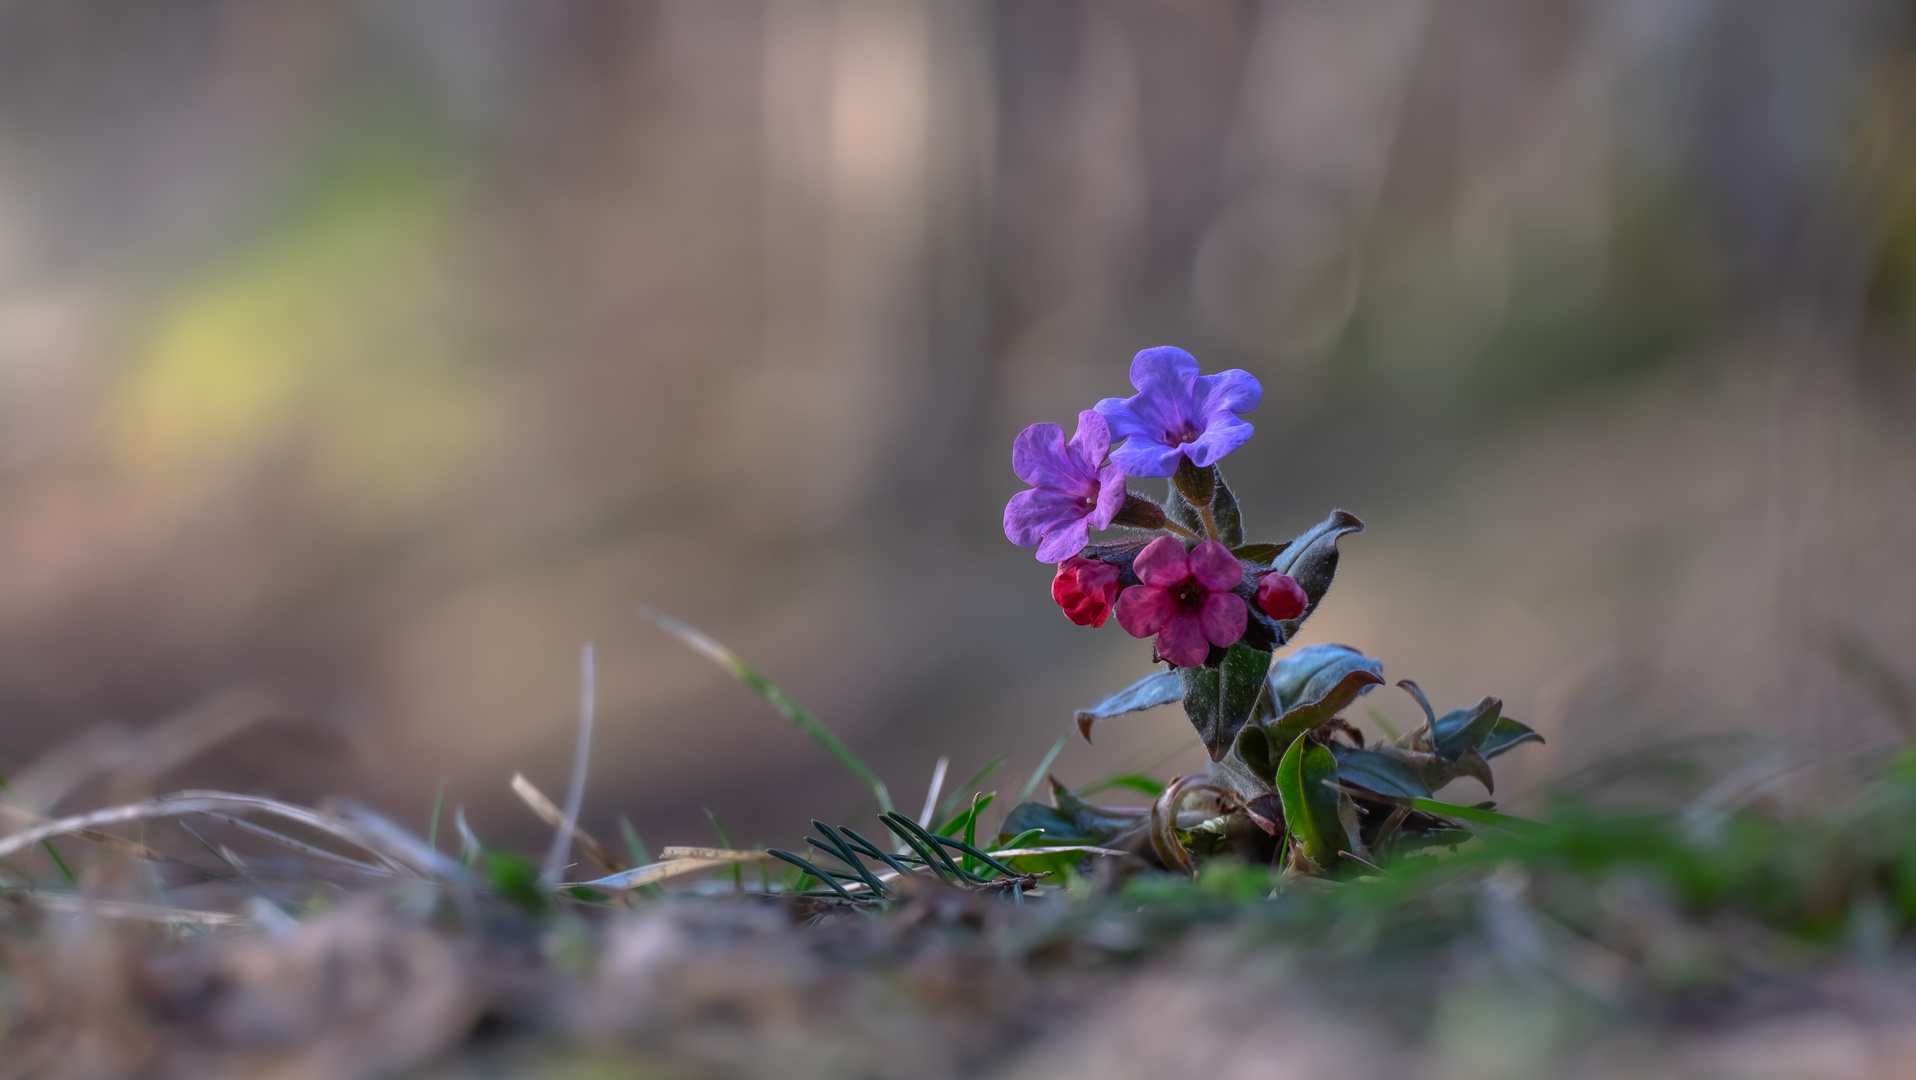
1199 592 1247 647
1156 613 1211 668
1132 536 1191 587
1115 585 1172 638
1128 346 1200 396
1194 367 1262 418
1012 423 1094 495
1065 410 1111 474
1188 541 1243 591
1093 396 1157 444
1004 487 1083 548
1034 518 1092 563
1110 439 1185 479
1181 415 1255 468
1091 462 1127 530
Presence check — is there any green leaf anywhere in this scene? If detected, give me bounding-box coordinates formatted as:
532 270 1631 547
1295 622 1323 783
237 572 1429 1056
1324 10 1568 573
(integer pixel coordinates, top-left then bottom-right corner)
480 848 549 913
1276 737 1349 865
999 777 1146 846
1077 773 1167 797
1211 467 1243 548
1329 745 1434 799
1270 510 1365 625
1231 542 1290 566
640 606 893 814
1164 479 1204 536
994 827 1043 852
1206 725 1276 805
1180 643 1274 759
1263 667 1388 764
935 792 995 838
1074 671 1183 741
1268 644 1385 716
1432 697 1503 760
1172 455 1216 508
1407 797 1541 834
1479 716 1546 759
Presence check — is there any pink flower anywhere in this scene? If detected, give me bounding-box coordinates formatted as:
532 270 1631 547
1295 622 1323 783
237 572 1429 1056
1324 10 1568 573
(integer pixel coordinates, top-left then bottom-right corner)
1052 557 1122 627
1113 537 1247 667
1255 572 1307 621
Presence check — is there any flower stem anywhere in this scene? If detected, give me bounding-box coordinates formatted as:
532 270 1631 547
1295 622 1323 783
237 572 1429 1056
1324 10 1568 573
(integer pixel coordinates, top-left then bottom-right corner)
1161 518 1203 542
1196 504 1221 543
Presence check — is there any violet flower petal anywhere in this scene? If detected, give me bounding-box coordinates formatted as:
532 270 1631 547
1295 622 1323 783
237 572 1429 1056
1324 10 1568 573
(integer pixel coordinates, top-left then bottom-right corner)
1115 585 1172 638
1092 461 1127 530
1011 423 1094 496
1199 592 1247 647
1188 541 1243 591
1132 536 1191 587
1180 415 1255 469
1157 614 1211 668
1034 518 1093 564
1194 366 1262 417
1108 438 1186 479
1064 410 1112 477
1004 487 1087 549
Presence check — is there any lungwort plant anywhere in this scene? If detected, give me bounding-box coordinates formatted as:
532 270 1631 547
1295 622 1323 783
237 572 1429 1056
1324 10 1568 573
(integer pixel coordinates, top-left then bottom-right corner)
999 346 1543 877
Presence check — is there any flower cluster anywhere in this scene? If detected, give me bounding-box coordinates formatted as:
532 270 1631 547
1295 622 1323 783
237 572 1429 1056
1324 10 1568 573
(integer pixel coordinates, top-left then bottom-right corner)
1004 346 1309 668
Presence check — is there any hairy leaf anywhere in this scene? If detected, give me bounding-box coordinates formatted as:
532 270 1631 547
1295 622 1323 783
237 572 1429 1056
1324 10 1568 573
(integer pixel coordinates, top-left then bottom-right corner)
998 777 1147 846
1211 468 1243 548
1181 643 1273 759
1262 668 1388 766
1231 542 1290 566
1432 696 1503 760
1268 644 1386 716
1330 745 1435 800
1075 671 1183 742
1479 716 1546 759
1270 510 1365 626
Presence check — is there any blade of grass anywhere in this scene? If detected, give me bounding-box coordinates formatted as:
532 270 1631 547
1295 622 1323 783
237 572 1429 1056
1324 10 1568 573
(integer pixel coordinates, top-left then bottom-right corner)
619 815 651 866
542 642 597 887
1076 773 1165 798
935 792 995 837
918 756 949 828
963 792 984 873
1406 796 1541 834
0 773 77 886
427 778 448 854
455 806 481 868
512 773 621 874
1015 734 1069 806
993 828 1042 852
640 606 893 814
935 755 1006 824
706 809 743 892
1368 707 1401 742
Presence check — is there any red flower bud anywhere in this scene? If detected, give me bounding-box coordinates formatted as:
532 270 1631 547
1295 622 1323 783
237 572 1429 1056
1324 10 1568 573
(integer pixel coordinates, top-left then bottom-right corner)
1052 556 1123 627
1255 571 1308 621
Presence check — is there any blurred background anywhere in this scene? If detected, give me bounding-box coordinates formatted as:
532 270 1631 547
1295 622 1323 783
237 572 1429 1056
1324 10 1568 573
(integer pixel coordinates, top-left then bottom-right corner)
0 0 1913 852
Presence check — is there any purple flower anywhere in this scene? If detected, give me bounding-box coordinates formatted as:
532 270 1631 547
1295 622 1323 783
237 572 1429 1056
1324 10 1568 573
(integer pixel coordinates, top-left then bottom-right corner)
1004 410 1128 562
1093 346 1262 478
